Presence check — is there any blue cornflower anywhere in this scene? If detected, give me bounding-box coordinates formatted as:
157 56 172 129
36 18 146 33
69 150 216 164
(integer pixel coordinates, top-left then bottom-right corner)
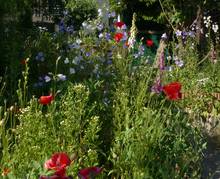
66 25 74 33
35 52 44 61
59 20 66 32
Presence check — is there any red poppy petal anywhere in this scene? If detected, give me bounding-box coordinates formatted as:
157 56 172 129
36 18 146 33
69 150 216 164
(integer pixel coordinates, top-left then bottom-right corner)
162 82 182 100
78 167 102 179
54 168 66 177
114 21 125 28
114 33 124 42
39 95 53 105
44 152 71 174
146 39 154 47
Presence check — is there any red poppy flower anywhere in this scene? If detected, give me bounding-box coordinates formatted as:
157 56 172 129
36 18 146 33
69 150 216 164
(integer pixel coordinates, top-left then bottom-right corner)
114 21 125 28
125 41 130 47
39 95 54 105
78 167 102 179
20 59 27 65
114 33 124 43
44 152 71 177
2 168 10 176
39 175 72 179
162 82 182 100
146 39 154 47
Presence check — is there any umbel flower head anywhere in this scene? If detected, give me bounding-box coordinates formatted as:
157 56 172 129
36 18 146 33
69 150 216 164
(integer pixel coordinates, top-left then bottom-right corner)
162 82 182 100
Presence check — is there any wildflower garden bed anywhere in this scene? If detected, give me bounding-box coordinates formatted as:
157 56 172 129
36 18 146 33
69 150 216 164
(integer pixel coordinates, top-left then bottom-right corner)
1 1 220 179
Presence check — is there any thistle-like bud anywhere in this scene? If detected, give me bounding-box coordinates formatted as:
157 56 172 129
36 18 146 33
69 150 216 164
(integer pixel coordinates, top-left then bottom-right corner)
128 13 138 49
210 44 217 64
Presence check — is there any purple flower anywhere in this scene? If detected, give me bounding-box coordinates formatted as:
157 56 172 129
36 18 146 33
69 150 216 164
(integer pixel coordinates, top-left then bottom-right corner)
123 43 128 49
210 47 217 63
85 52 91 57
175 60 184 67
108 11 116 18
138 45 145 56
105 33 111 41
175 30 182 37
122 32 128 41
174 56 184 67
182 31 188 39
151 77 162 94
159 50 165 70
44 75 51 82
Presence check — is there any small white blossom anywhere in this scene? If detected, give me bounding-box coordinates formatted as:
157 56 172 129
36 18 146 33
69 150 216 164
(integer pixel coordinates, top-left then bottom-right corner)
57 74 66 81
82 22 87 27
64 57 69 64
98 33 104 38
98 9 102 17
161 33 167 39
76 39 82 44
70 68 76 74
212 23 219 33
204 16 212 28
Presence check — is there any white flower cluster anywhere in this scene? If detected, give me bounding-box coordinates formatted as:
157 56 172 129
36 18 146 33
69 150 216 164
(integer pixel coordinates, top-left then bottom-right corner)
203 16 212 28
203 16 219 34
212 23 219 33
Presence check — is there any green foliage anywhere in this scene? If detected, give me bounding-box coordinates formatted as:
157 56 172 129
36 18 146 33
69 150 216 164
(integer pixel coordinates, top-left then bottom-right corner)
110 0 220 29
1 2 220 178
0 0 33 105
106 42 205 178
5 82 102 177
66 0 98 30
